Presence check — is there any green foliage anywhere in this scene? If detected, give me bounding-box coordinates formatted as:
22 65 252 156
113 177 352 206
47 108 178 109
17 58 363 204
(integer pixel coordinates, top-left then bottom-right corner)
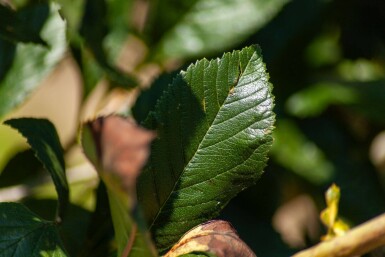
137 45 274 251
79 0 137 91
1 0 385 256
4 118 68 222
0 202 68 257
0 2 66 118
149 0 289 61
271 119 334 184
0 4 46 45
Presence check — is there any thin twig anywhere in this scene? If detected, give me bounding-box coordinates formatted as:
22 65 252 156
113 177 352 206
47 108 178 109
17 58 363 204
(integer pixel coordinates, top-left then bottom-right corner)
292 213 385 257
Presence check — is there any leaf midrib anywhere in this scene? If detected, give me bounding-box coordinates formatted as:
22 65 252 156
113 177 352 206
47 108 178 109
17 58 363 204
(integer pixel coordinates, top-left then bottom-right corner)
0 223 48 255
148 51 257 230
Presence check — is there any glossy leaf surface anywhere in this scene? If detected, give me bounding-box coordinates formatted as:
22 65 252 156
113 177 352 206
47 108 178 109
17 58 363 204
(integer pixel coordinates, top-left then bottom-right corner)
0 202 68 257
4 118 69 222
137 45 275 250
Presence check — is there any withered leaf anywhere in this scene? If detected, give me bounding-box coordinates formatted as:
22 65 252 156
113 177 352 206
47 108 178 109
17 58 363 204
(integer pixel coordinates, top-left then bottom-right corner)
82 115 157 257
164 220 256 257
85 115 155 196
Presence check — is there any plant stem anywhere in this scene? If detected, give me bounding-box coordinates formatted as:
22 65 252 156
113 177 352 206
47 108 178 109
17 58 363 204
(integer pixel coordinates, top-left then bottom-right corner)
292 213 385 257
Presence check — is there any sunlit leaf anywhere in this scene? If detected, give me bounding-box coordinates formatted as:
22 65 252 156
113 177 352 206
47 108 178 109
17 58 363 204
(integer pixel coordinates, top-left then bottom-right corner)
150 0 289 61
0 202 68 257
4 118 69 222
320 184 350 241
0 2 66 118
137 45 275 251
164 220 256 257
320 184 340 228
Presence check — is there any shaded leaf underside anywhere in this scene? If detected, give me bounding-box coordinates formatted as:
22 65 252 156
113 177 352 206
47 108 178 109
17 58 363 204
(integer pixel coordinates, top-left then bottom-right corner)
137 45 275 251
0 202 68 257
4 118 68 222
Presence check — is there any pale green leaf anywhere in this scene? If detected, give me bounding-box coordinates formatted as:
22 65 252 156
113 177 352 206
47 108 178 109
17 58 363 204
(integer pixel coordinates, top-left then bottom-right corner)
152 0 289 61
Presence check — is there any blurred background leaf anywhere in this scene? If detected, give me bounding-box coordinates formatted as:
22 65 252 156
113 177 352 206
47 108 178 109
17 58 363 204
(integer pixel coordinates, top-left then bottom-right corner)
1 0 385 256
146 0 290 62
0 2 67 118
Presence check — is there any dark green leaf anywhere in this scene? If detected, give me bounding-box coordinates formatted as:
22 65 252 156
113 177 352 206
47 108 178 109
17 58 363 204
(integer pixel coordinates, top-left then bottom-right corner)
0 2 66 118
132 71 177 123
0 202 68 257
145 0 198 44
79 0 137 92
4 118 69 223
150 0 289 61
137 45 275 251
0 149 42 188
0 4 47 45
77 182 115 257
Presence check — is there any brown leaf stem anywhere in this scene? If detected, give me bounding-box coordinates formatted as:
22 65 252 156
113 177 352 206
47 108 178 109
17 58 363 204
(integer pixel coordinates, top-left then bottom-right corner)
121 224 137 257
292 212 385 257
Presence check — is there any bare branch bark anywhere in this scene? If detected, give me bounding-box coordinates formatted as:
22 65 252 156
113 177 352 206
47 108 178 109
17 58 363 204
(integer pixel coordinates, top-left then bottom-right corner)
292 213 385 257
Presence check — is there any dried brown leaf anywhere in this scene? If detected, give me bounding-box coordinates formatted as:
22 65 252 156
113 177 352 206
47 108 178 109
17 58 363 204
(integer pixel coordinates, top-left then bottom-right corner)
85 115 155 198
164 220 256 257
83 115 157 257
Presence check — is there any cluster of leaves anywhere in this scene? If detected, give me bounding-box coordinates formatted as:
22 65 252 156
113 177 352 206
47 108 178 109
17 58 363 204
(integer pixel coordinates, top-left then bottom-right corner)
1 0 385 256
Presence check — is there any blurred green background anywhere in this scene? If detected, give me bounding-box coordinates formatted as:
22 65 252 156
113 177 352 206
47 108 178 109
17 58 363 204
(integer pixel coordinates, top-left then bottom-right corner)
1 0 385 256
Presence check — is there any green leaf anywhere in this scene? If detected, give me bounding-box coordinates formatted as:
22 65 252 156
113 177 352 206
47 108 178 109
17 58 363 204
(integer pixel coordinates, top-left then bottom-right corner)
145 0 198 44
285 83 357 118
0 202 68 257
79 0 137 92
286 80 385 123
132 71 177 123
137 45 275 251
0 2 66 118
0 4 47 45
151 0 289 61
271 119 334 184
4 118 69 223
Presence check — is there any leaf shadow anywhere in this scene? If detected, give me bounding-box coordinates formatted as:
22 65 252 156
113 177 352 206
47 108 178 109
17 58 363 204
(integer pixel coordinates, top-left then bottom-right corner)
136 72 205 251
0 3 49 82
